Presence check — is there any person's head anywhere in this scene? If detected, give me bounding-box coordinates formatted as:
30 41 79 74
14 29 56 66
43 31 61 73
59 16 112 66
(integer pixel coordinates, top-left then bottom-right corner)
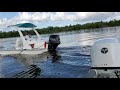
23 32 28 36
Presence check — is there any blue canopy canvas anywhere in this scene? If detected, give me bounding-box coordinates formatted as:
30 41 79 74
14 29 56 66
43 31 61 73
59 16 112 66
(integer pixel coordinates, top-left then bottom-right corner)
8 23 37 28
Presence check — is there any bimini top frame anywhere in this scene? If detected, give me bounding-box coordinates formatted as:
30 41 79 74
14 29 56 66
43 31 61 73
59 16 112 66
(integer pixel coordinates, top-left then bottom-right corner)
7 23 42 50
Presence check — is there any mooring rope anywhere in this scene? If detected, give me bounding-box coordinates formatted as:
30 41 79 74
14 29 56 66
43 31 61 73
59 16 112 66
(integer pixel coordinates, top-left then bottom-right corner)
19 49 25 54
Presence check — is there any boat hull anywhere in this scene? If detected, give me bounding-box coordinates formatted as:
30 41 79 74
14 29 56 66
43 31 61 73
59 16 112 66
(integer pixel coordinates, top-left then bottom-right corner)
0 49 48 56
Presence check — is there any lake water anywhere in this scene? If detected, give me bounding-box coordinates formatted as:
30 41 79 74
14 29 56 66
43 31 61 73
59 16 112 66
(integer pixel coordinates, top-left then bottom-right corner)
0 26 120 78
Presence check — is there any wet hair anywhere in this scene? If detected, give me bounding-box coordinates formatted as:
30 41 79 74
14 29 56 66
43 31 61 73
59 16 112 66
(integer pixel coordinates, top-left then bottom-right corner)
23 32 29 36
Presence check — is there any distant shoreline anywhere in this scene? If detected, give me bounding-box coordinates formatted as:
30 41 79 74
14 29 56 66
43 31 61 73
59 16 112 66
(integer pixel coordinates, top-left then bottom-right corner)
0 19 120 38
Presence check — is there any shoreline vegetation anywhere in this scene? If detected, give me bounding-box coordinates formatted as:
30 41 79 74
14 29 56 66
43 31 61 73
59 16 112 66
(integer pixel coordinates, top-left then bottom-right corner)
0 19 120 38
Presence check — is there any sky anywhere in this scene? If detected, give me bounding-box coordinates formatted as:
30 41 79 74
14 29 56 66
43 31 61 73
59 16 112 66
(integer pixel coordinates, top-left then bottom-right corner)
0 12 120 31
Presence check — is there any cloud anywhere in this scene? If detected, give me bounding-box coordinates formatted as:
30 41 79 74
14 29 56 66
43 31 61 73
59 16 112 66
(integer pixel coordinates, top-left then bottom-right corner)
73 12 117 23
50 12 65 21
0 12 120 28
18 12 52 22
18 12 31 21
32 12 51 21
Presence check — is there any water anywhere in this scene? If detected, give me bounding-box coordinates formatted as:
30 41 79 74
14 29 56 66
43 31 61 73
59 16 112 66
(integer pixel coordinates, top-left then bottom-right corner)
0 26 120 78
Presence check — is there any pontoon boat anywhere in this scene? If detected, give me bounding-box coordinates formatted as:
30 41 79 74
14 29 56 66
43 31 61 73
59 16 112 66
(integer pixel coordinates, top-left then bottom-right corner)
0 23 60 55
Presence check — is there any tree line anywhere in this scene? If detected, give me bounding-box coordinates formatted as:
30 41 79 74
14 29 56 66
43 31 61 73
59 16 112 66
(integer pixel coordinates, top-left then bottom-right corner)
0 19 120 38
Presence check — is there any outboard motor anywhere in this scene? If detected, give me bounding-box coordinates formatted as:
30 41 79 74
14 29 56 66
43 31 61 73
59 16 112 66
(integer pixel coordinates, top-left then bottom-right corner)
48 35 60 51
88 38 120 78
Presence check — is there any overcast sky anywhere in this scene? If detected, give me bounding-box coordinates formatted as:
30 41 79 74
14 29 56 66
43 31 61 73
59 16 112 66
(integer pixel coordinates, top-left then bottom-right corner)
0 12 120 31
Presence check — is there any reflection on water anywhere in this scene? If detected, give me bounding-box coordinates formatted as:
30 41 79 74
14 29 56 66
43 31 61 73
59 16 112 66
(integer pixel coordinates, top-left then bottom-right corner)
0 26 120 78
13 65 41 78
11 52 49 65
48 50 61 63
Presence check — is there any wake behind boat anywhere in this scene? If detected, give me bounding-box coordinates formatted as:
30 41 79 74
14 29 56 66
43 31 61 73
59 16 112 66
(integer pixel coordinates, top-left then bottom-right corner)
0 23 60 55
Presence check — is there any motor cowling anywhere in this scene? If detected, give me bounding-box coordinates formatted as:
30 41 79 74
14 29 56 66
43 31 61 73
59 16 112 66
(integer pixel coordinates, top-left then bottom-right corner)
48 35 60 51
87 38 120 78
91 38 120 68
